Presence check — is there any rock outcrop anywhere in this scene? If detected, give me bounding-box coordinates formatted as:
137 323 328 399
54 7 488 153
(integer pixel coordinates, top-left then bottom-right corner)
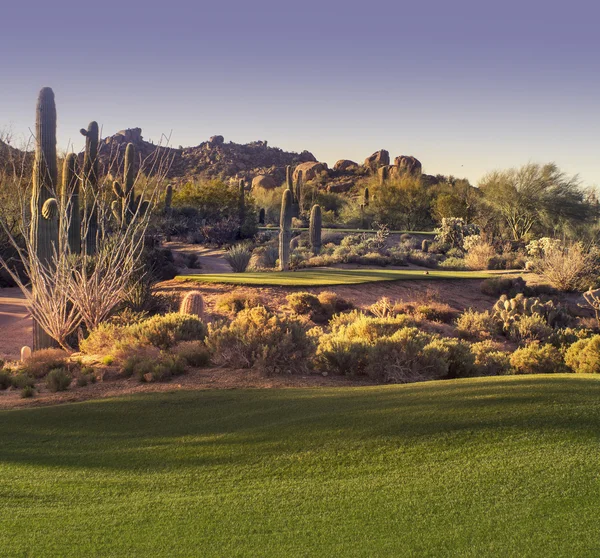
252 174 279 189
364 150 390 172
293 161 328 182
333 159 358 171
394 155 422 175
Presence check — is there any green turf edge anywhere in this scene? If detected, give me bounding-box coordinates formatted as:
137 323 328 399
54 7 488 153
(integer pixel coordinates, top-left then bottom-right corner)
175 268 492 286
258 227 436 235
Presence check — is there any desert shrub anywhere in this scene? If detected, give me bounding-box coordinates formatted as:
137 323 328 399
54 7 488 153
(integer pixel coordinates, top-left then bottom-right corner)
12 373 35 389
549 327 593 349
434 218 479 250
109 308 150 327
509 314 554 343
416 303 458 324
464 242 497 270
480 277 526 298
206 306 313 374
0 369 12 390
315 337 371 376
287 292 321 315
121 346 186 382
565 335 600 374
425 337 477 378
531 241 596 292
317 291 353 314
510 343 566 374
215 292 263 314
225 243 253 272
407 251 439 268
45 368 72 392
21 349 69 378
456 310 501 340
254 245 279 269
76 367 97 387
21 386 35 398
438 257 467 270
337 313 417 342
173 341 211 367
470 341 511 376
370 297 395 318
82 313 207 355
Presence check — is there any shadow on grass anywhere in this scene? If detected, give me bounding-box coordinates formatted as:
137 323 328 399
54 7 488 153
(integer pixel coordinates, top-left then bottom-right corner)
1 375 599 472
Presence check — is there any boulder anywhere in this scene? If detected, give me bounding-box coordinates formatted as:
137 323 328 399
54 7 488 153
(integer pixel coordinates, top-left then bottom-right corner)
293 161 328 182
394 155 422 175
334 159 358 172
364 150 390 172
209 135 225 146
252 174 278 189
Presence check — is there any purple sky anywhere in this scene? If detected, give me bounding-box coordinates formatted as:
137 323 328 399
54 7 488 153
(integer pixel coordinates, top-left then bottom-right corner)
2 0 599 185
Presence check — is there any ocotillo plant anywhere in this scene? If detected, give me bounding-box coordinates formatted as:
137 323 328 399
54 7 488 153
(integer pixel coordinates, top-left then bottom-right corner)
31 87 60 349
279 189 293 271
112 143 149 227
80 121 99 255
363 187 370 207
309 204 322 255
60 153 80 254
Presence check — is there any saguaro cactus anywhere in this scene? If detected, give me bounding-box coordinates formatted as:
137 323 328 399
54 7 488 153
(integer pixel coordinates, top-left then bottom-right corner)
180 291 204 319
258 208 265 225
309 204 322 256
31 87 60 350
294 171 303 217
279 189 293 271
286 165 293 191
164 184 173 215
80 121 99 255
112 143 149 227
363 187 370 207
422 239 430 253
378 166 389 185
61 153 80 254
239 179 245 223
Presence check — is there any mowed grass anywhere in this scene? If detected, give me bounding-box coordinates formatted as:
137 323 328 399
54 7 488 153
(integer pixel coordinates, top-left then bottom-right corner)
2 375 600 556
177 268 491 286
258 226 436 235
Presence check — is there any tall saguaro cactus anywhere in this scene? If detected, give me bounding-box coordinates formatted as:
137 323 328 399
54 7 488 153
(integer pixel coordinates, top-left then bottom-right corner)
363 187 370 207
309 204 322 256
31 87 60 350
112 143 149 227
80 121 99 255
239 179 246 223
61 153 80 254
286 165 293 191
279 189 293 271
294 170 303 217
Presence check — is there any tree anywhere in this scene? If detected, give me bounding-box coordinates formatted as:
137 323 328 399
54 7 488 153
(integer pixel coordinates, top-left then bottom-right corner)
479 163 594 241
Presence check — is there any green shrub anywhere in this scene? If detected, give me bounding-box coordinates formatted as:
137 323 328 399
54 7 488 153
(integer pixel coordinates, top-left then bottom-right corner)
207 306 313 374
509 314 554 343
416 304 458 324
76 367 97 387
122 346 186 382
287 292 321 315
565 335 600 374
45 368 72 392
21 385 35 398
549 327 593 349
315 337 371 376
225 243 253 272
456 310 501 340
438 257 467 270
425 337 477 379
215 292 263 314
12 373 35 389
174 341 211 367
510 343 566 375
0 369 12 390
82 313 207 355
21 349 69 378
480 277 526 298
317 291 353 315
470 341 511 376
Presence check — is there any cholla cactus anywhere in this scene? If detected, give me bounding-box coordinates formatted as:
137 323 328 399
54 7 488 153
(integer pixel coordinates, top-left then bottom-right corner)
434 217 479 250
180 291 204 318
493 294 566 329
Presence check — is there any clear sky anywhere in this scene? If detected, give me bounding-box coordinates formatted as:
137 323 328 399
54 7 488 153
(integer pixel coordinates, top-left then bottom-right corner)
2 0 599 186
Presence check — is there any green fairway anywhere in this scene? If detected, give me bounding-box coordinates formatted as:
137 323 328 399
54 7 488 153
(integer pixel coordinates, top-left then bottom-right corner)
259 226 436 235
2 375 600 556
177 268 491 286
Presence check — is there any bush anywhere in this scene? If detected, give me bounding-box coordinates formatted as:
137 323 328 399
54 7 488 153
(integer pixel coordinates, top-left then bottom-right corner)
438 257 467 270
215 292 263 314
416 304 458 324
317 291 353 314
122 346 187 382
254 245 279 269
207 306 313 374
173 341 211 367
21 386 35 398
12 373 35 389
464 242 497 270
471 341 511 376
533 242 596 292
425 337 477 378
480 277 526 298
565 335 600 374
82 313 207 355
509 314 553 343
0 369 12 390
287 292 321 315
21 349 69 378
455 310 501 340
45 368 72 392
510 343 566 374
76 367 97 387
225 243 253 272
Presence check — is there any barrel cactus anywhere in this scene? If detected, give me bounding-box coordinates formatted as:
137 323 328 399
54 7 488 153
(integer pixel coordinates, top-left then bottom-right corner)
180 291 204 319
279 189 293 271
30 87 60 349
309 204 322 255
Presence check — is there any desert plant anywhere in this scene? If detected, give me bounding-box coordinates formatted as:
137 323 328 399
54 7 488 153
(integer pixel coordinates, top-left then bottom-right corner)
317 291 353 315
21 348 69 378
180 291 204 318
173 341 211 367
279 189 293 271
21 385 35 398
207 306 313 374
470 341 511 376
45 367 72 392
225 243 252 272
509 314 553 343
421 239 430 253
565 335 600 374
455 310 501 340
287 292 321 315
510 343 566 374
532 241 595 292
111 143 150 228
215 292 263 314
0 369 12 390
309 205 322 255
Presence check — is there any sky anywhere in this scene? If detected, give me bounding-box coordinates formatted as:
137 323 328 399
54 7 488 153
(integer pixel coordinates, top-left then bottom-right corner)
1 0 599 186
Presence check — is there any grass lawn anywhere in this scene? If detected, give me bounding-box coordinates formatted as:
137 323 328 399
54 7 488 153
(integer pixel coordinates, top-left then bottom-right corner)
177 268 491 286
258 226 436 235
1 375 600 556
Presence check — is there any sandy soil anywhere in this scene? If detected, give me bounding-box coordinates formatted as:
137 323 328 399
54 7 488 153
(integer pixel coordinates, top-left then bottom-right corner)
167 242 231 273
0 288 31 361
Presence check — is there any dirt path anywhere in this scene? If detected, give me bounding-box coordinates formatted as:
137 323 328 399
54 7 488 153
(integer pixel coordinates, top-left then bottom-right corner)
166 242 231 274
0 288 31 361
